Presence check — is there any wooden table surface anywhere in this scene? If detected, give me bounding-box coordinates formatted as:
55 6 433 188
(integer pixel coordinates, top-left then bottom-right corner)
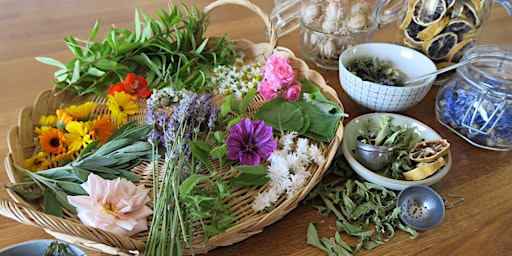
0 0 510 255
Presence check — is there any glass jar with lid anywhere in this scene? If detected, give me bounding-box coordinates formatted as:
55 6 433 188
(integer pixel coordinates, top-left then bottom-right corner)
435 45 512 151
393 0 511 72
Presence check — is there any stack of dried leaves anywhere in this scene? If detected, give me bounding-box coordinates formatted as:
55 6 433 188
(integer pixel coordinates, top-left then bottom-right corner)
304 154 418 255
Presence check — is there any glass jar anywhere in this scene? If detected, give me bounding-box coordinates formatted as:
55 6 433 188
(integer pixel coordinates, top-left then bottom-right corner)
394 0 496 67
435 45 512 151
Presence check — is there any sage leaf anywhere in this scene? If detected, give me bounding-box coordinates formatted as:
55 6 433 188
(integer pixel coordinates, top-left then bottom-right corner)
43 189 63 217
306 223 328 252
35 57 67 69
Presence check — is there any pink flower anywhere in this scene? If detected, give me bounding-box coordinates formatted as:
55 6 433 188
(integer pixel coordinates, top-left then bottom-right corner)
262 55 295 86
67 173 153 236
283 85 301 102
258 80 279 100
226 118 277 165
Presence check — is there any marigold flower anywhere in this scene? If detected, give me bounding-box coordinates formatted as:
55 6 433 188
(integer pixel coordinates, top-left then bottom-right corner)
106 91 139 126
23 151 49 171
56 109 74 129
226 117 277 165
87 115 115 144
64 121 92 152
39 127 67 155
64 102 97 121
67 173 153 237
35 115 58 135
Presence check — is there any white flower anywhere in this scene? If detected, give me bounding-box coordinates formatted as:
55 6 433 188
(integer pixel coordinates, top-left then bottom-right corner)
67 173 152 236
279 131 298 151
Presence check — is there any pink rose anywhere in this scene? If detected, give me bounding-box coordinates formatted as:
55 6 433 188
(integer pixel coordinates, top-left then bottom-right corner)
67 173 153 236
283 85 301 102
263 55 295 86
258 80 279 100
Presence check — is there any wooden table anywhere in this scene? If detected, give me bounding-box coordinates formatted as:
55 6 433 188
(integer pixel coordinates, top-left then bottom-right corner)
0 0 510 255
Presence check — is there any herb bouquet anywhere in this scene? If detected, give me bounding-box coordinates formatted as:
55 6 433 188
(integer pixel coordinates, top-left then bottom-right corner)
0 0 345 255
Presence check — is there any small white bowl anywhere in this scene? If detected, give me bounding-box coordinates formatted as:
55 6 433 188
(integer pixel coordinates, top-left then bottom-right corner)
341 113 451 191
0 239 87 256
338 43 437 112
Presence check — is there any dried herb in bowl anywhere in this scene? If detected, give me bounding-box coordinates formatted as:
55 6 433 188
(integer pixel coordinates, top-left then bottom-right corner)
348 57 404 86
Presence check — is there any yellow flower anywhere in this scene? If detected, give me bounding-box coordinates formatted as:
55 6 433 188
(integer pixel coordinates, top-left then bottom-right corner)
64 102 97 121
35 115 58 135
65 121 93 152
106 91 139 125
39 127 67 155
23 152 50 172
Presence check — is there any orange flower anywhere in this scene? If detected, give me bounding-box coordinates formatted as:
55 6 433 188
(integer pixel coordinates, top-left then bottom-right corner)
39 127 67 155
56 109 74 129
108 81 131 96
87 115 115 144
51 151 77 165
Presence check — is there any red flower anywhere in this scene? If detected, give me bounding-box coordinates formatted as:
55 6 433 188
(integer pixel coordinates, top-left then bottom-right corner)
108 73 152 99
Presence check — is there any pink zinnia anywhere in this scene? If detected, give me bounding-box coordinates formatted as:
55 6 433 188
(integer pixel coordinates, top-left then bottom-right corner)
226 118 277 165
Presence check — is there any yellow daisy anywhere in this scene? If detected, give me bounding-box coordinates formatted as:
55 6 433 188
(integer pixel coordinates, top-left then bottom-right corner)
56 109 74 129
35 115 58 135
64 121 93 152
64 102 97 121
106 91 139 125
23 152 50 172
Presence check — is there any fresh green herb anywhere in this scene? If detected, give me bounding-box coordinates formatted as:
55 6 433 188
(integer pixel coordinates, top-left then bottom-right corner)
6 121 153 217
36 2 239 96
348 57 404 86
43 241 72 256
304 155 418 255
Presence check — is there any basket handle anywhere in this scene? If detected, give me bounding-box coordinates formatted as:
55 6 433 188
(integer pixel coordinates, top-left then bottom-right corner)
203 0 278 50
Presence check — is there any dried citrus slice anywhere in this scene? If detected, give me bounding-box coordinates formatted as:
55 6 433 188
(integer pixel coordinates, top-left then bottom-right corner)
403 157 446 180
444 18 475 39
436 61 455 69
412 0 447 26
404 22 426 45
399 0 416 31
447 38 476 62
409 139 450 163
462 1 482 26
422 32 458 60
417 16 451 41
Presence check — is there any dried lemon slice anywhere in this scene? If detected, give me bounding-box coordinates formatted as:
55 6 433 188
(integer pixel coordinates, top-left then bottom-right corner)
409 139 450 163
444 18 475 39
447 38 476 62
417 16 451 41
404 22 426 46
412 0 447 26
403 157 447 180
422 32 458 60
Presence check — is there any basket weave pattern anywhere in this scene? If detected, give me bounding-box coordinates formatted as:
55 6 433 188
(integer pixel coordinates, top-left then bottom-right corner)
0 0 344 255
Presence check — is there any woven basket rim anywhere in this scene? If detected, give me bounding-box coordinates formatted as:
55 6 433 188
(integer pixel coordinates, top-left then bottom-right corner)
0 0 345 255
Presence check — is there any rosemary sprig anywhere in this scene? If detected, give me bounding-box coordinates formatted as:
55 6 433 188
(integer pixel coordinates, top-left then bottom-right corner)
36 2 239 96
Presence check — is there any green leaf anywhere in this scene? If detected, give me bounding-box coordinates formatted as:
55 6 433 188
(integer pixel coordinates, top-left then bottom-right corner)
231 164 268 175
229 173 268 187
194 38 209 54
43 189 63 217
94 59 127 71
189 140 213 170
179 174 210 195
307 223 328 252
56 181 87 195
87 66 105 77
35 57 67 69
89 19 100 41
70 59 81 83
255 97 305 133
210 144 227 159
54 189 76 213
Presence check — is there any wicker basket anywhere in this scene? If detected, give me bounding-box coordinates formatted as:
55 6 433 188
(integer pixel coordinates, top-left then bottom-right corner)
0 0 344 255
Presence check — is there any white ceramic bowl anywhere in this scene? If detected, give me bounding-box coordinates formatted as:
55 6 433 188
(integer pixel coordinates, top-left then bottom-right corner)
341 113 451 191
0 239 87 256
338 43 437 112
